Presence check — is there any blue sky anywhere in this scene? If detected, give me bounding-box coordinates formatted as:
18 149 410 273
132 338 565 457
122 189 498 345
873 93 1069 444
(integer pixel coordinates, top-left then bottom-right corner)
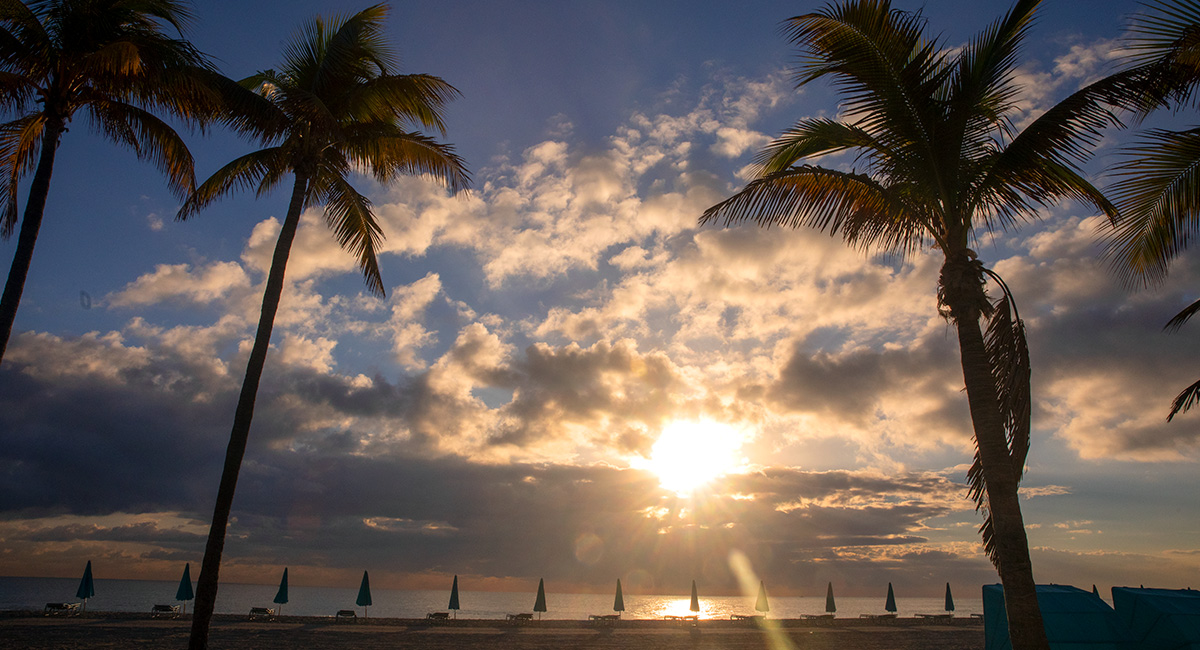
3 0 1199 598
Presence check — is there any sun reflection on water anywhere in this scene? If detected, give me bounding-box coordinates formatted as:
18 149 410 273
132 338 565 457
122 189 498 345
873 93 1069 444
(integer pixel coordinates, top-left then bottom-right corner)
656 597 715 619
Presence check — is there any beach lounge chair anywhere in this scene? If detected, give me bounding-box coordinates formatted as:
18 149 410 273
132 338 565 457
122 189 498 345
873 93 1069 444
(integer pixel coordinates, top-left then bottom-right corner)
426 611 450 620
916 613 953 619
248 607 274 620
151 604 180 618
731 614 764 622
860 613 898 619
335 609 357 622
801 613 835 620
589 613 620 620
506 612 534 622
43 602 79 616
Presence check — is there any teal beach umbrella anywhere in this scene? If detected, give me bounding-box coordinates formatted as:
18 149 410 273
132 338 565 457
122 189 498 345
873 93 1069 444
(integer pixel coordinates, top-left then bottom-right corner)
885 582 897 613
755 580 769 614
273 568 289 615
175 564 194 614
356 571 372 617
76 561 95 610
534 578 547 619
825 582 836 614
614 579 624 613
449 575 460 618
689 580 700 613
944 583 955 613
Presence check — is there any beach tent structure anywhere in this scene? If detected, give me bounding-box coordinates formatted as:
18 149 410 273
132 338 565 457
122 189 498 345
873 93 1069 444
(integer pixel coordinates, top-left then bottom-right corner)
356 571 372 617
946 583 956 614
1112 586 1200 650
176 564 194 614
449 575 460 619
886 583 897 614
826 582 836 615
273 568 288 616
984 583 1137 650
534 578 547 619
614 579 625 615
76 561 95 611
690 580 700 613
756 580 769 615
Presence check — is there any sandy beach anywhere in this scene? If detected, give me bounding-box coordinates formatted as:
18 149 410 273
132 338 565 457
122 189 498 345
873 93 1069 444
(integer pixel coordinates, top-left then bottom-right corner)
0 612 983 649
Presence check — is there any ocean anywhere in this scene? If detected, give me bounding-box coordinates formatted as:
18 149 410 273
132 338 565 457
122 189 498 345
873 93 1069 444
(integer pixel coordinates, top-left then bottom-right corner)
0 576 982 619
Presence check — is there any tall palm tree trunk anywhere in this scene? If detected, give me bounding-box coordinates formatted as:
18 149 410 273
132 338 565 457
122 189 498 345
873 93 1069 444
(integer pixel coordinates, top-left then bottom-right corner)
0 119 65 365
188 173 309 650
951 285 1048 650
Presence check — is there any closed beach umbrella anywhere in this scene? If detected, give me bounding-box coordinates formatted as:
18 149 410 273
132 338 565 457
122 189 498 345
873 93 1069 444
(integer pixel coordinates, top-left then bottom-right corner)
76 561 95 611
825 582 836 614
356 571 372 617
614 579 625 613
755 580 769 614
689 580 700 613
176 564 195 614
273 568 289 616
449 575 460 619
944 583 955 613
534 578 547 619
885 582 897 613
1093 584 1100 597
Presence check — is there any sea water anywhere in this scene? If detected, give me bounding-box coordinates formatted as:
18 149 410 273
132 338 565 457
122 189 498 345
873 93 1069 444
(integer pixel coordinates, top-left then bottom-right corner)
0 576 982 619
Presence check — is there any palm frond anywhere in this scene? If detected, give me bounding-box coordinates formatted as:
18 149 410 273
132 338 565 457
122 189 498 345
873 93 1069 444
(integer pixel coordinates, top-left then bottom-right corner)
312 171 385 296
85 99 195 197
0 114 43 237
350 73 459 134
1168 376 1200 420
966 270 1030 569
342 125 470 192
700 165 933 254
1165 297 1200 332
755 118 887 175
1103 127 1200 287
177 148 284 220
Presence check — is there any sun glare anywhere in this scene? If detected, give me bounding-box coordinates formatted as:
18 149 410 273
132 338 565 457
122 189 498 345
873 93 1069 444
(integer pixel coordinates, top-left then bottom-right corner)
640 420 747 496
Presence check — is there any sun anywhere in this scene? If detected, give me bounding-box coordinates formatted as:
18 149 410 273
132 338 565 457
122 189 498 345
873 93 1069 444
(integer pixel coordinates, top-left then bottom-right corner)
639 420 747 496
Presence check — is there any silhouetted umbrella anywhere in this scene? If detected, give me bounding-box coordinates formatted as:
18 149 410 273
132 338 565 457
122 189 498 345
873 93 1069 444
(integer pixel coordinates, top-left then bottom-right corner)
755 580 769 614
690 580 700 613
175 564 194 614
534 578 547 619
825 582 836 614
356 571 372 617
944 583 955 613
273 568 288 615
885 582 897 613
614 579 625 614
76 561 95 611
1093 584 1100 597
449 575 460 619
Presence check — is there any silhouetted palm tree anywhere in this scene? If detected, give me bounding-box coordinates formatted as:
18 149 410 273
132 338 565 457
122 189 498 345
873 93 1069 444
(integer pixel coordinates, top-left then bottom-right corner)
701 1 1128 647
1100 0 1200 419
0 0 213 364
179 5 468 648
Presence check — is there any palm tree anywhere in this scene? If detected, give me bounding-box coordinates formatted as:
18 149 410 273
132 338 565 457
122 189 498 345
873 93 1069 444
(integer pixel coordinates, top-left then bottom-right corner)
701 1 1128 648
0 0 213 365
178 5 468 648
1099 0 1200 420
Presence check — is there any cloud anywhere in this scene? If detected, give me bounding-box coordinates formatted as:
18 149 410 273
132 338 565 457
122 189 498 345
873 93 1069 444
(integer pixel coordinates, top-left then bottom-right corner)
107 261 250 307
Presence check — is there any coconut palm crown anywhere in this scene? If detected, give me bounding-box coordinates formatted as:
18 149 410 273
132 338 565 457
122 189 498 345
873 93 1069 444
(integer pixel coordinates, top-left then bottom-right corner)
701 1 1127 648
181 5 468 649
0 0 213 364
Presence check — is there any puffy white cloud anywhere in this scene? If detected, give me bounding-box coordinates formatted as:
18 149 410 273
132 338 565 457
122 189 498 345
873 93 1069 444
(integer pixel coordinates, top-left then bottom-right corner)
107 261 250 307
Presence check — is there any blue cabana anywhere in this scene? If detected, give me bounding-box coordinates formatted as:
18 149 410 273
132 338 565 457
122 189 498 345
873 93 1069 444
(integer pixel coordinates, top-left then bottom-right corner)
984 584 1136 650
1112 587 1200 650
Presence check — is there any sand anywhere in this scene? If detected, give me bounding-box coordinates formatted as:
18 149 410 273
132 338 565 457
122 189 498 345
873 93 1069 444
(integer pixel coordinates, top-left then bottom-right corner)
0 612 984 649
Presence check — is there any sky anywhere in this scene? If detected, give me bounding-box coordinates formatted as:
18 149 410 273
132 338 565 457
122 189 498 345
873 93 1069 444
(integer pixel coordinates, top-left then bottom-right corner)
2 0 1199 600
